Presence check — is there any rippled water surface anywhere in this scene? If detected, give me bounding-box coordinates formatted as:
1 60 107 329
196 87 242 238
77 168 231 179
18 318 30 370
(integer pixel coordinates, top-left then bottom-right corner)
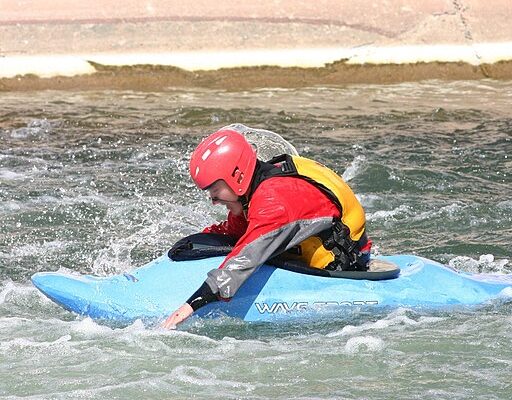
1 81 511 399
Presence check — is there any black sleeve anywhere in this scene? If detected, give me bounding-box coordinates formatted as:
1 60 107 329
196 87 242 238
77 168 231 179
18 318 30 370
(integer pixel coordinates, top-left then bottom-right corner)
168 233 235 261
186 281 219 311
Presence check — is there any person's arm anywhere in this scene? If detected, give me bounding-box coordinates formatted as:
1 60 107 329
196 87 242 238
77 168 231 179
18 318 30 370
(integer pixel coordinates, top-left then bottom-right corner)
204 191 293 299
205 181 338 300
161 282 218 329
161 303 193 329
162 180 337 328
162 194 289 329
202 211 248 238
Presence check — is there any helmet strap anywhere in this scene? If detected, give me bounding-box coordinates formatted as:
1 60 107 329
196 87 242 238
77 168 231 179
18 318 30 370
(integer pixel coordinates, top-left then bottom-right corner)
239 195 249 210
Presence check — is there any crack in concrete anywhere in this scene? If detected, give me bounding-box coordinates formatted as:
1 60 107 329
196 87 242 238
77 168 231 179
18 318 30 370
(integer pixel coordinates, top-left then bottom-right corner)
452 0 489 77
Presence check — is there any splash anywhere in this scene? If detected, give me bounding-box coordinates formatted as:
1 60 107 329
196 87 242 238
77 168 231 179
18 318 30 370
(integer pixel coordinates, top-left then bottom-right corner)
449 254 510 274
342 155 366 182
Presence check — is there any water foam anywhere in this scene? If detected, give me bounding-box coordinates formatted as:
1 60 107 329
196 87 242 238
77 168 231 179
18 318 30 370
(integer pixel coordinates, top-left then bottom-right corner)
327 308 444 338
344 335 385 354
498 287 512 298
0 169 26 180
449 254 510 274
357 194 382 208
170 365 255 391
7 240 69 259
412 202 466 222
0 334 71 351
0 281 16 304
9 118 59 139
367 205 411 222
0 280 44 305
70 317 115 336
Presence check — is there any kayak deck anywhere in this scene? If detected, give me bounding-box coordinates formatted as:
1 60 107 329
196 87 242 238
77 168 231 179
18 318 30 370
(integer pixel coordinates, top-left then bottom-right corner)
31 254 512 324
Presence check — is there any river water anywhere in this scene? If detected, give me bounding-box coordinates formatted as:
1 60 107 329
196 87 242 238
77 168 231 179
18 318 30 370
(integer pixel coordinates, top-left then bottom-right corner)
1 81 511 399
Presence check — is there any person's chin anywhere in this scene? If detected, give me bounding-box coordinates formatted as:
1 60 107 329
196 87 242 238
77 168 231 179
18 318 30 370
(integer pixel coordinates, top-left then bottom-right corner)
227 205 242 215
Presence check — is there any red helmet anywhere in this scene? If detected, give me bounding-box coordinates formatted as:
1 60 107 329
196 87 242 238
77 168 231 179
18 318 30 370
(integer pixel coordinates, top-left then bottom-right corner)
189 128 257 195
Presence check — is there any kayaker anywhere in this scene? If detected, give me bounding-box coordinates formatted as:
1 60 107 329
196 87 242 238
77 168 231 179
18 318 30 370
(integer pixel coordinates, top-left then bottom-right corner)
162 126 372 328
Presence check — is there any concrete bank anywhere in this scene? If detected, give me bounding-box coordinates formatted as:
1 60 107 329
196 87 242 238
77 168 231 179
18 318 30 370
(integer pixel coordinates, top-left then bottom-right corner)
1 0 512 90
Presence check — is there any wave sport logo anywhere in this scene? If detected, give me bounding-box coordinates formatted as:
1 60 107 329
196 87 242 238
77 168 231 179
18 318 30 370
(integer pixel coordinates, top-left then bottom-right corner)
254 300 379 314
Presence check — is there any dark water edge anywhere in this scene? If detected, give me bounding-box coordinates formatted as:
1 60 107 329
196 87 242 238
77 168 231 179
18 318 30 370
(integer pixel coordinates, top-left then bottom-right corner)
2 59 512 92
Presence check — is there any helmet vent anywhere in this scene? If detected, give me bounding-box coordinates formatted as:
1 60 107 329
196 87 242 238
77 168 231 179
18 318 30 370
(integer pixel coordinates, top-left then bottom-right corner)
201 149 211 161
232 167 244 184
214 136 227 145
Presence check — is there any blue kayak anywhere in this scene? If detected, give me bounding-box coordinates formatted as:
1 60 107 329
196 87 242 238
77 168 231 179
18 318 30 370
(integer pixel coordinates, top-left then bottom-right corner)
31 254 512 324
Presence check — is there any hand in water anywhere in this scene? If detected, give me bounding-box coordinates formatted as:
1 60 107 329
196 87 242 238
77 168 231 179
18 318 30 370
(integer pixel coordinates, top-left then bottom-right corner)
161 303 194 329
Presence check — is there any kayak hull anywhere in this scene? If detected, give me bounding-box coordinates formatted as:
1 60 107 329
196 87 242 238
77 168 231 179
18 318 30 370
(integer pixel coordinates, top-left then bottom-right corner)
31 254 512 324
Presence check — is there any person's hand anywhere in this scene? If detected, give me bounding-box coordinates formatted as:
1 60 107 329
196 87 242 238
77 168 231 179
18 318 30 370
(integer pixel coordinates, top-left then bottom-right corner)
161 303 194 329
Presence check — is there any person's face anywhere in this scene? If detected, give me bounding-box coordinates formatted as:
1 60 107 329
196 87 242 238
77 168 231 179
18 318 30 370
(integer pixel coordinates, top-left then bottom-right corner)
206 180 244 216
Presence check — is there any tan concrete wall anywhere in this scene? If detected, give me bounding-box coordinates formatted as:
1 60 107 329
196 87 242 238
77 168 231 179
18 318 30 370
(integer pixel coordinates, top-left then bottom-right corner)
1 0 511 88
